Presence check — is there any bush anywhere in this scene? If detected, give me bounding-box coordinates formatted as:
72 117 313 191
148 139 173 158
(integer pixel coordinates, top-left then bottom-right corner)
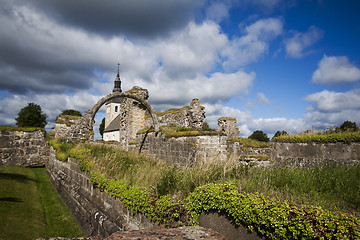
249 130 269 142
60 109 82 116
272 130 288 139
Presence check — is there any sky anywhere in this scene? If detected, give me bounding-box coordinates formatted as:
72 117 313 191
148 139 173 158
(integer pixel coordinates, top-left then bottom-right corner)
0 0 360 139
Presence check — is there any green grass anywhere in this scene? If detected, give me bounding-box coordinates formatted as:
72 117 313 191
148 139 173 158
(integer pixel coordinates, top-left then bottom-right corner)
272 132 360 143
227 136 270 148
0 166 84 240
0 126 44 132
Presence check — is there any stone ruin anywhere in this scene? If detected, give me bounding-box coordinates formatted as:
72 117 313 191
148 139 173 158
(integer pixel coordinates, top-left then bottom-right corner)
52 85 240 144
145 98 206 130
217 117 240 137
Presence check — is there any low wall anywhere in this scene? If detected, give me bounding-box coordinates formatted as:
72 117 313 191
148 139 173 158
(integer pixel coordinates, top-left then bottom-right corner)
0 130 49 167
136 132 270 166
46 148 157 237
136 133 228 165
271 142 360 166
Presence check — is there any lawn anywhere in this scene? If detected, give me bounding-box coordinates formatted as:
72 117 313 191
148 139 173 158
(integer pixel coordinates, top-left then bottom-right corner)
0 166 84 240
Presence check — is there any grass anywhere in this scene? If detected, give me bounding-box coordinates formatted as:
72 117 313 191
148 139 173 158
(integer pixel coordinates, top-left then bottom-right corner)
272 131 360 143
51 138 360 218
0 126 44 132
227 136 270 148
0 166 84 240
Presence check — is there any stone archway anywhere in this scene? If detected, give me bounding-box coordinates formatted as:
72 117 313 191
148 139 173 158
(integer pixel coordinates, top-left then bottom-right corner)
89 91 160 132
64 91 159 142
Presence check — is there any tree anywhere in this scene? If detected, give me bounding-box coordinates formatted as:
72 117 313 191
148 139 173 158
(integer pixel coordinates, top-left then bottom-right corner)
249 130 269 142
99 118 105 137
338 121 357 132
61 109 82 116
272 130 288 139
15 103 47 128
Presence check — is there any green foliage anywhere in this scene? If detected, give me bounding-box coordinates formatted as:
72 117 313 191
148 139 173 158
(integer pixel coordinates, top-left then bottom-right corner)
338 121 358 132
186 182 360 239
156 167 178 196
51 141 360 237
218 117 236 121
227 136 270 148
272 130 288 139
60 109 82 116
239 154 269 161
0 126 44 132
15 102 47 128
272 132 360 143
249 130 270 142
160 124 220 138
201 122 215 131
99 118 105 137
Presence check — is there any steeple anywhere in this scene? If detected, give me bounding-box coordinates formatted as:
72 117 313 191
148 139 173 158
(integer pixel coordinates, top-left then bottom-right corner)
113 63 122 92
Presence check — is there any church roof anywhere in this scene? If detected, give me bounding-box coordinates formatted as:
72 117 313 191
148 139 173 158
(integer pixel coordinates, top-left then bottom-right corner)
104 114 121 133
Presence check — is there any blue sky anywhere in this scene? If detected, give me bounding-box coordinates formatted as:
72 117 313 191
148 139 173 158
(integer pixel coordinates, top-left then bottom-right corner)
0 0 359 139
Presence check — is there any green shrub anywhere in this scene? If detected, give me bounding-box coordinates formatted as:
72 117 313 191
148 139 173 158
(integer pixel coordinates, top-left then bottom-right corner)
249 130 270 142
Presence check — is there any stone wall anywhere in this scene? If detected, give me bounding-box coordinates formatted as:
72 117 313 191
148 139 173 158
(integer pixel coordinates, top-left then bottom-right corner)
136 132 270 166
137 132 228 165
0 130 49 167
145 99 205 130
47 146 261 239
217 118 240 137
46 148 158 237
271 142 360 166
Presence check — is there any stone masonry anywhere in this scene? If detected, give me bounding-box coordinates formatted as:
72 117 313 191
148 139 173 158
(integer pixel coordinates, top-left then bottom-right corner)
0 130 49 167
217 117 240 137
145 98 206 130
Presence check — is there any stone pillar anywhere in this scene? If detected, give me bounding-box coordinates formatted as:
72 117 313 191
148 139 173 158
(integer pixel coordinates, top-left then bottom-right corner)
188 98 205 129
217 117 240 137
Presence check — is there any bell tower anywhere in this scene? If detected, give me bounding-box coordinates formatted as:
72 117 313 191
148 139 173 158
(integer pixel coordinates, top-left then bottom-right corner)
105 64 123 129
113 63 122 92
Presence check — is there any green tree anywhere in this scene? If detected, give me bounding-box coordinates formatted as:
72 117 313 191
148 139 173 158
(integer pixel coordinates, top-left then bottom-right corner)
338 120 357 132
99 118 105 137
249 130 269 142
272 130 288 140
15 103 47 128
60 109 82 116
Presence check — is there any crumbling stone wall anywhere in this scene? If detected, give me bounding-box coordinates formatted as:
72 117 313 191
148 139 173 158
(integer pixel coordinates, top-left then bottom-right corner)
145 98 205 130
217 118 240 137
271 142 360 167
118 87 148 146
46 148 158 237
0 130 49 167
53 115 80 139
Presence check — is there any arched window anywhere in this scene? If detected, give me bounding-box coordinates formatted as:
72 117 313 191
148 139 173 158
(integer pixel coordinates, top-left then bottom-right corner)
115 106 118 112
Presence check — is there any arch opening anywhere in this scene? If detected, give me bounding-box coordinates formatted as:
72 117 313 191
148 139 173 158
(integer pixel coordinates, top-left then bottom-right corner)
89 92 159 134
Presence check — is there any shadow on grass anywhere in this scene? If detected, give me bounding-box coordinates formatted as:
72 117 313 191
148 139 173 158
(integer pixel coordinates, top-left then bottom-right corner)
0 173 36 182
0 197 23 202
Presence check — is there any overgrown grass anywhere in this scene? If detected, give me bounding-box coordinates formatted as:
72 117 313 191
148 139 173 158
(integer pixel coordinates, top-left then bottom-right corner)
49 139 360 237
159 124 220 138
50 139 360 217
273 132 360 143
228 136 270 148
0 166 84 240
0 126 44 132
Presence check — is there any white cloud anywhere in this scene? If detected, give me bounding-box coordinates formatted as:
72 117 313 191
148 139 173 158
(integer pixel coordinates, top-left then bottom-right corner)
312 55 360 85
257 92 271 104
285 26 324 58
304 88 360 128
221 18 283 71
305 89 360 113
